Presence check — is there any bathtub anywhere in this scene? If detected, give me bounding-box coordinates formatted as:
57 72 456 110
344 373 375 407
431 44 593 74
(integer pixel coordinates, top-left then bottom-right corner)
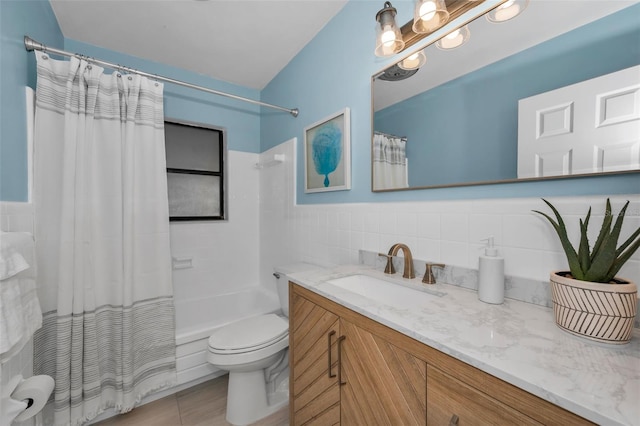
174 286 281 385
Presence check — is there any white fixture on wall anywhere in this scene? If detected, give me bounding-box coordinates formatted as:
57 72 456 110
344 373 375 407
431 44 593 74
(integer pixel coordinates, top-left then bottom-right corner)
255 153 285 169
375 1 404 57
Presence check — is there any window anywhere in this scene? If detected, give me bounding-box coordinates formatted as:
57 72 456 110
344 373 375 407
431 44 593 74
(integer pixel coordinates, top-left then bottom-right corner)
164 120 226 221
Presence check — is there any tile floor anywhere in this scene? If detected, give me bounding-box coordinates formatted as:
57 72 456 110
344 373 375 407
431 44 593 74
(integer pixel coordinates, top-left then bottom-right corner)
95 375 289 426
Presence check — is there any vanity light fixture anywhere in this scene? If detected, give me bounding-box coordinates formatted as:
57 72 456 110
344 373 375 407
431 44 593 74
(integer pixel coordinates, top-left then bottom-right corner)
375 1 405 57
435 25 470 50
398 50 427 70
486 0 529 23
412 0 449 34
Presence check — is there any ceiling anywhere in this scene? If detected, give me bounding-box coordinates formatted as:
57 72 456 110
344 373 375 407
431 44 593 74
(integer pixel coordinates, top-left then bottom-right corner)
50 0 348 90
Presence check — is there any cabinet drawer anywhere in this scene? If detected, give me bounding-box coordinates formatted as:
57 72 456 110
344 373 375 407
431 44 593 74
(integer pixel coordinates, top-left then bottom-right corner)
427 365 540 425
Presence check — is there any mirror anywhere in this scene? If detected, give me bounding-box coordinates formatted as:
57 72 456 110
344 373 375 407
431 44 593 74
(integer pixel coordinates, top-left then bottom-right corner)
372 1 640 191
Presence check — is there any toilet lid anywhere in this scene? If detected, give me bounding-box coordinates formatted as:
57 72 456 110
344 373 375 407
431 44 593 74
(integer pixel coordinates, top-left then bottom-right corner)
208 314 288 351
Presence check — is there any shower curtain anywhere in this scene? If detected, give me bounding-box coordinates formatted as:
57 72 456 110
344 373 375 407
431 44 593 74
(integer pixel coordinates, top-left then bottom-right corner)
32 52 176 426
373 132 408 190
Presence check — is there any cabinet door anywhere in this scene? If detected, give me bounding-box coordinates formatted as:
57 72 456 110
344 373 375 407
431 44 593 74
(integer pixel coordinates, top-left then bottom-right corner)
290 291 341 425
427 365 540 425
340 319 427 425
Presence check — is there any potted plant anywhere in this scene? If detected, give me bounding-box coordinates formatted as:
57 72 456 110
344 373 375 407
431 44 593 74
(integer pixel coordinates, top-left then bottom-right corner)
534 198 640 344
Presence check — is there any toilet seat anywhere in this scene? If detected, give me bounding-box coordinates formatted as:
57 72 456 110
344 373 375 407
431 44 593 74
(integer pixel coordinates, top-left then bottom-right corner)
208 314 288 355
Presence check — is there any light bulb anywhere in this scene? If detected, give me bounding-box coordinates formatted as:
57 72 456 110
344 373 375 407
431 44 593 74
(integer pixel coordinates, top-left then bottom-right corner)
398 50 426 70
500 0 515 9
495 5 520 21
436 25 469 50
381 25 396 47
446 29 460 39
486 0 528 23
419 1 436 21
401 55 420 69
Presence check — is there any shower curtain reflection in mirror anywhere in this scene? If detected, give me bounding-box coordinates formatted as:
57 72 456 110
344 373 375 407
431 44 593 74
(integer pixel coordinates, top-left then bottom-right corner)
373 131 408 190
32 52 176 426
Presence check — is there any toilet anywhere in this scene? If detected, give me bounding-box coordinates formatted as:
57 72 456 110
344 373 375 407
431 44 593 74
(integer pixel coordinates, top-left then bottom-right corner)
206 264 315 425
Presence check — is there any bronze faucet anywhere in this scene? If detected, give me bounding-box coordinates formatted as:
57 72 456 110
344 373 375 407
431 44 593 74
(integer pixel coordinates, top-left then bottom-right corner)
422 263 445 284
379 243 415 279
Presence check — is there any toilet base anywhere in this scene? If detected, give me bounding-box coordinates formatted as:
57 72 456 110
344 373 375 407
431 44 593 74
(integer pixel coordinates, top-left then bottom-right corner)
226 370 288 425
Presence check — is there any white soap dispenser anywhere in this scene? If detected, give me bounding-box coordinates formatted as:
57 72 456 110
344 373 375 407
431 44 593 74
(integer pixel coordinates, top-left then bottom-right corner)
478 236 504 304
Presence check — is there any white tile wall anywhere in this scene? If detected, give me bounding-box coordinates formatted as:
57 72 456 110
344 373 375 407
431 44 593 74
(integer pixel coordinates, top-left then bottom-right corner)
170 150 262 305
256 142 640 287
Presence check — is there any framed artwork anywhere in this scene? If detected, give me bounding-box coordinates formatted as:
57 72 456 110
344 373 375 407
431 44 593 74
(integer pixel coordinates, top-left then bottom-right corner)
304 107 351 193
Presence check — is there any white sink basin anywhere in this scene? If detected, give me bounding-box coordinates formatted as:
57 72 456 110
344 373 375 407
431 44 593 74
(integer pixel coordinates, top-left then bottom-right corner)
325 274 445 307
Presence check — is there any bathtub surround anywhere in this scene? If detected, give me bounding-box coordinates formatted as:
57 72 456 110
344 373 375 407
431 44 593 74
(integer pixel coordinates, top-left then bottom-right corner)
32 53 176 425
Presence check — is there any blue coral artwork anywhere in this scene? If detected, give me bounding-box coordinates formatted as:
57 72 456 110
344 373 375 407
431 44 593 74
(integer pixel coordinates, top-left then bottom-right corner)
312 122 342 187
304 108 351 193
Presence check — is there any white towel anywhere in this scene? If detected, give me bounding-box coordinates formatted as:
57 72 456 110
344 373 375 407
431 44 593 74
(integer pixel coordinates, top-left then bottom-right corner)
0 232 42 363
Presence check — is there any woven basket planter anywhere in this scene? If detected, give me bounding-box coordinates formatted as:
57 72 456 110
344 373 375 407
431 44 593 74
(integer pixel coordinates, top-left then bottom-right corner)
550 271 637 344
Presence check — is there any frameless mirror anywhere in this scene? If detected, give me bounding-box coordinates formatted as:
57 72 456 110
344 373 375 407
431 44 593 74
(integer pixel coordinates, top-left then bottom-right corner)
372 1 640 191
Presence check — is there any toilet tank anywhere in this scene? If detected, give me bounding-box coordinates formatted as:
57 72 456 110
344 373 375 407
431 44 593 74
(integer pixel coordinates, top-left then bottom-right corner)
273 263 318 317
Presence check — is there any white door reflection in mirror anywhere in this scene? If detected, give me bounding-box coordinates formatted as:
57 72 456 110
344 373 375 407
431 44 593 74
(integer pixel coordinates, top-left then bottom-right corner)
517 65 640 179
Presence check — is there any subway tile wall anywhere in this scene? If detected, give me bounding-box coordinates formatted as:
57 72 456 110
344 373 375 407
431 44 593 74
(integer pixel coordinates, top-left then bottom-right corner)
170 150 262 305
258 139 640 288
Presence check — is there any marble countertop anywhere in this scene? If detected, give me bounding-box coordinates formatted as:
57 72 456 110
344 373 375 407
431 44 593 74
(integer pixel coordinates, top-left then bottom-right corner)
287 264 640 426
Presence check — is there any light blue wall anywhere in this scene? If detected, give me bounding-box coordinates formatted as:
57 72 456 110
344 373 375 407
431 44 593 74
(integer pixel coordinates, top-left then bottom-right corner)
0 0 63 201
64 40 262 154
0 4 262 202
375 7 640 187
261 1 640 204
2 1 638 203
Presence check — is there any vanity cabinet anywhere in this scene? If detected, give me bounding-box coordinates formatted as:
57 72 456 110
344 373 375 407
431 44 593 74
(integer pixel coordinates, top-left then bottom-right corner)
290 289 341 424
289 282 593 426
340 318 426 425
426 365 539 425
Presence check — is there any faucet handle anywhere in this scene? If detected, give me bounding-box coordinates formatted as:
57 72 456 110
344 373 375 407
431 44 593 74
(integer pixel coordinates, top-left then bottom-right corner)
422 263 445 284
378 253 396 275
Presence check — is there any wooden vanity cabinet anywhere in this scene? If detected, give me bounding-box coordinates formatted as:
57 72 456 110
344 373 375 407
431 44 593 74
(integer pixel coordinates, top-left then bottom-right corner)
290 289 341 424
289 282 592 426
426 365 540 425
340 318 426 425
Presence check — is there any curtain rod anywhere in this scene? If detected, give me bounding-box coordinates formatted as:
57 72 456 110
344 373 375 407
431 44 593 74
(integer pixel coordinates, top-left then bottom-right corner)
24 36 299 117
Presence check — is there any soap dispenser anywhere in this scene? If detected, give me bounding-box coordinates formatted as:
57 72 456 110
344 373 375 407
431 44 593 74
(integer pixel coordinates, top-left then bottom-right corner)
478 236 504 304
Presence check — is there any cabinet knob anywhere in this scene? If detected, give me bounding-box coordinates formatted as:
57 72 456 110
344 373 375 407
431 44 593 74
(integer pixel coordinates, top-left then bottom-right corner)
449 414 459 426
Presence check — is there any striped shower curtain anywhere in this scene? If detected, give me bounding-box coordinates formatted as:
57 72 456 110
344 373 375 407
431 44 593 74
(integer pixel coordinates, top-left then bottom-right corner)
373 132 408 190
32 52 176 426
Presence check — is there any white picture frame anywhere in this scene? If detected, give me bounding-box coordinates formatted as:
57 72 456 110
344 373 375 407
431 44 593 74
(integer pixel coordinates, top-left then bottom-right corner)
304 107 351 193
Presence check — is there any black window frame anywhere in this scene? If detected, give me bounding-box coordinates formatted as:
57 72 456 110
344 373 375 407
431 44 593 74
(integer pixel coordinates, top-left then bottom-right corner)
164 119 227 222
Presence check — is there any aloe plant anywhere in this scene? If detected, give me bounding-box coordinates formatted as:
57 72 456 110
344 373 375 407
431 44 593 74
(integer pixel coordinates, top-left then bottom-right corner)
533 198 640 283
